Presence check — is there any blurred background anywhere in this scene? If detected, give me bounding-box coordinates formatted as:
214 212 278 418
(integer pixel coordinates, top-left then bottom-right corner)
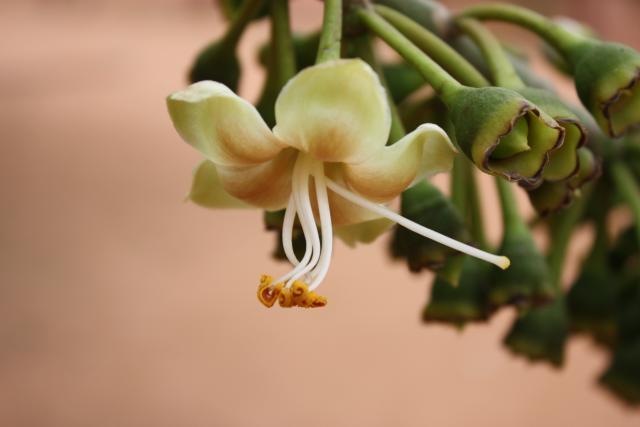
1 0 639 426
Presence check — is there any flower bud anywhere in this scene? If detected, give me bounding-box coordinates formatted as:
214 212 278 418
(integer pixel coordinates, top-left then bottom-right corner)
567 40 640 137
503 298 568 367
391 181 469 272
566 266 618 347
517 87 587 183
422 256 493 326
189 41 241 91
488 226 554 310
599 341 640 406
527 147 601 215
446 86 564 187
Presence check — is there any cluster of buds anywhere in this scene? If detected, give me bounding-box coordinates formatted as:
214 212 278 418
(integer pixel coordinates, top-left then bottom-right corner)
168 0 640 406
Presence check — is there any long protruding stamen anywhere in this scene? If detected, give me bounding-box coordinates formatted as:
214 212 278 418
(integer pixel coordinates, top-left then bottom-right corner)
308 163 334 291
286 156 322 286
273 196 314 285
281 196 300 265
325 178 511 270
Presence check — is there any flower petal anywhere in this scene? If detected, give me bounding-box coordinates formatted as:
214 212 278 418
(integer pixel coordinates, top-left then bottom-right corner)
273 59 391 163
188 160 251 209
216 149 297 211
167 81 284 166
341 124 456 203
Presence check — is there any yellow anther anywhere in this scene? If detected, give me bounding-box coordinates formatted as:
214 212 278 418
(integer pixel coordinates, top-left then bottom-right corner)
278 287 295 308
257 276 282 308
291 281 309 306
310 293 328 308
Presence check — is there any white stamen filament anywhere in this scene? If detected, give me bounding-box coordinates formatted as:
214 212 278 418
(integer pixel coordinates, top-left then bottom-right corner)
325 178 510 270
281 196 299 265
272 154 510 297
308 162 333 291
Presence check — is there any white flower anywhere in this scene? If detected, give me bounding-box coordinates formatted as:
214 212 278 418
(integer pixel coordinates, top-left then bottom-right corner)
167 59 509 309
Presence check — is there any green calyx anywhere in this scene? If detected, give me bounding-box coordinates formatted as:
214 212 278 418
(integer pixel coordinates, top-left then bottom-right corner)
446 86 564 186
527 147 600 216
516 87 587 183
390 181 469 272
503 297 569 368
422 256 493 327
568 40 640 137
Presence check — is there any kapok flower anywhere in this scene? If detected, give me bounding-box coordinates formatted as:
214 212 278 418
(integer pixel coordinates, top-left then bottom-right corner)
167 59 509 309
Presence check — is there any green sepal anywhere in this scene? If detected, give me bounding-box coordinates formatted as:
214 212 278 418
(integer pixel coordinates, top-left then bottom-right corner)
527 147 601 216
263 210 306 262
446 86 564 187
503 297 568 368
568 40 640 137
599 340 640 406
517 87 587 183
390 181 470 273
422 256 493 327
488 227 554 310
188 41 241 91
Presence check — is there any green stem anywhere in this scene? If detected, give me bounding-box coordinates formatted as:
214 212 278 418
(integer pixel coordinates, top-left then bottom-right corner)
459 3 584 58
546 194 588 288
271 0 296 87
611 162 640 246
374 5 489 88
495 177 526 236
356 6 462 101
466 160 488 249
223 0 266 47
454 18 525 89
350 33 406 142
316 0 343 63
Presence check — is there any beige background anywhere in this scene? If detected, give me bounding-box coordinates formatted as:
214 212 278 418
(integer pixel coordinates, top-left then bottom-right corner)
1 0 639 426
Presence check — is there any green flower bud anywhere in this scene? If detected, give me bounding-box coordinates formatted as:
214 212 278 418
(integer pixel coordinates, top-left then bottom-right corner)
599 340 640 406
527 147 601 216
488 227 554 309
446 86 564 187
503 298 568 367
566 266 618 347
517 87 587 183
391 181 469 272
189 40 241 90
568 40 640 137
422 256 493 326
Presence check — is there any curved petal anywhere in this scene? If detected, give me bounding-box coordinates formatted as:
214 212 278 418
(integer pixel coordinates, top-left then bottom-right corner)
167 81 284 167
188 160 251 209
335 218 394 247
217 149 297 211
273 59 391 163
341 124 456 203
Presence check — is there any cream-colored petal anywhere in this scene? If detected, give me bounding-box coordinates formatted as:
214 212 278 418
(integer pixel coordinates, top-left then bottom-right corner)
216 149 297 211
167 81 284 167
273 59 391 163
188 160 251 209
335 218 394 247
342 124 456 203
